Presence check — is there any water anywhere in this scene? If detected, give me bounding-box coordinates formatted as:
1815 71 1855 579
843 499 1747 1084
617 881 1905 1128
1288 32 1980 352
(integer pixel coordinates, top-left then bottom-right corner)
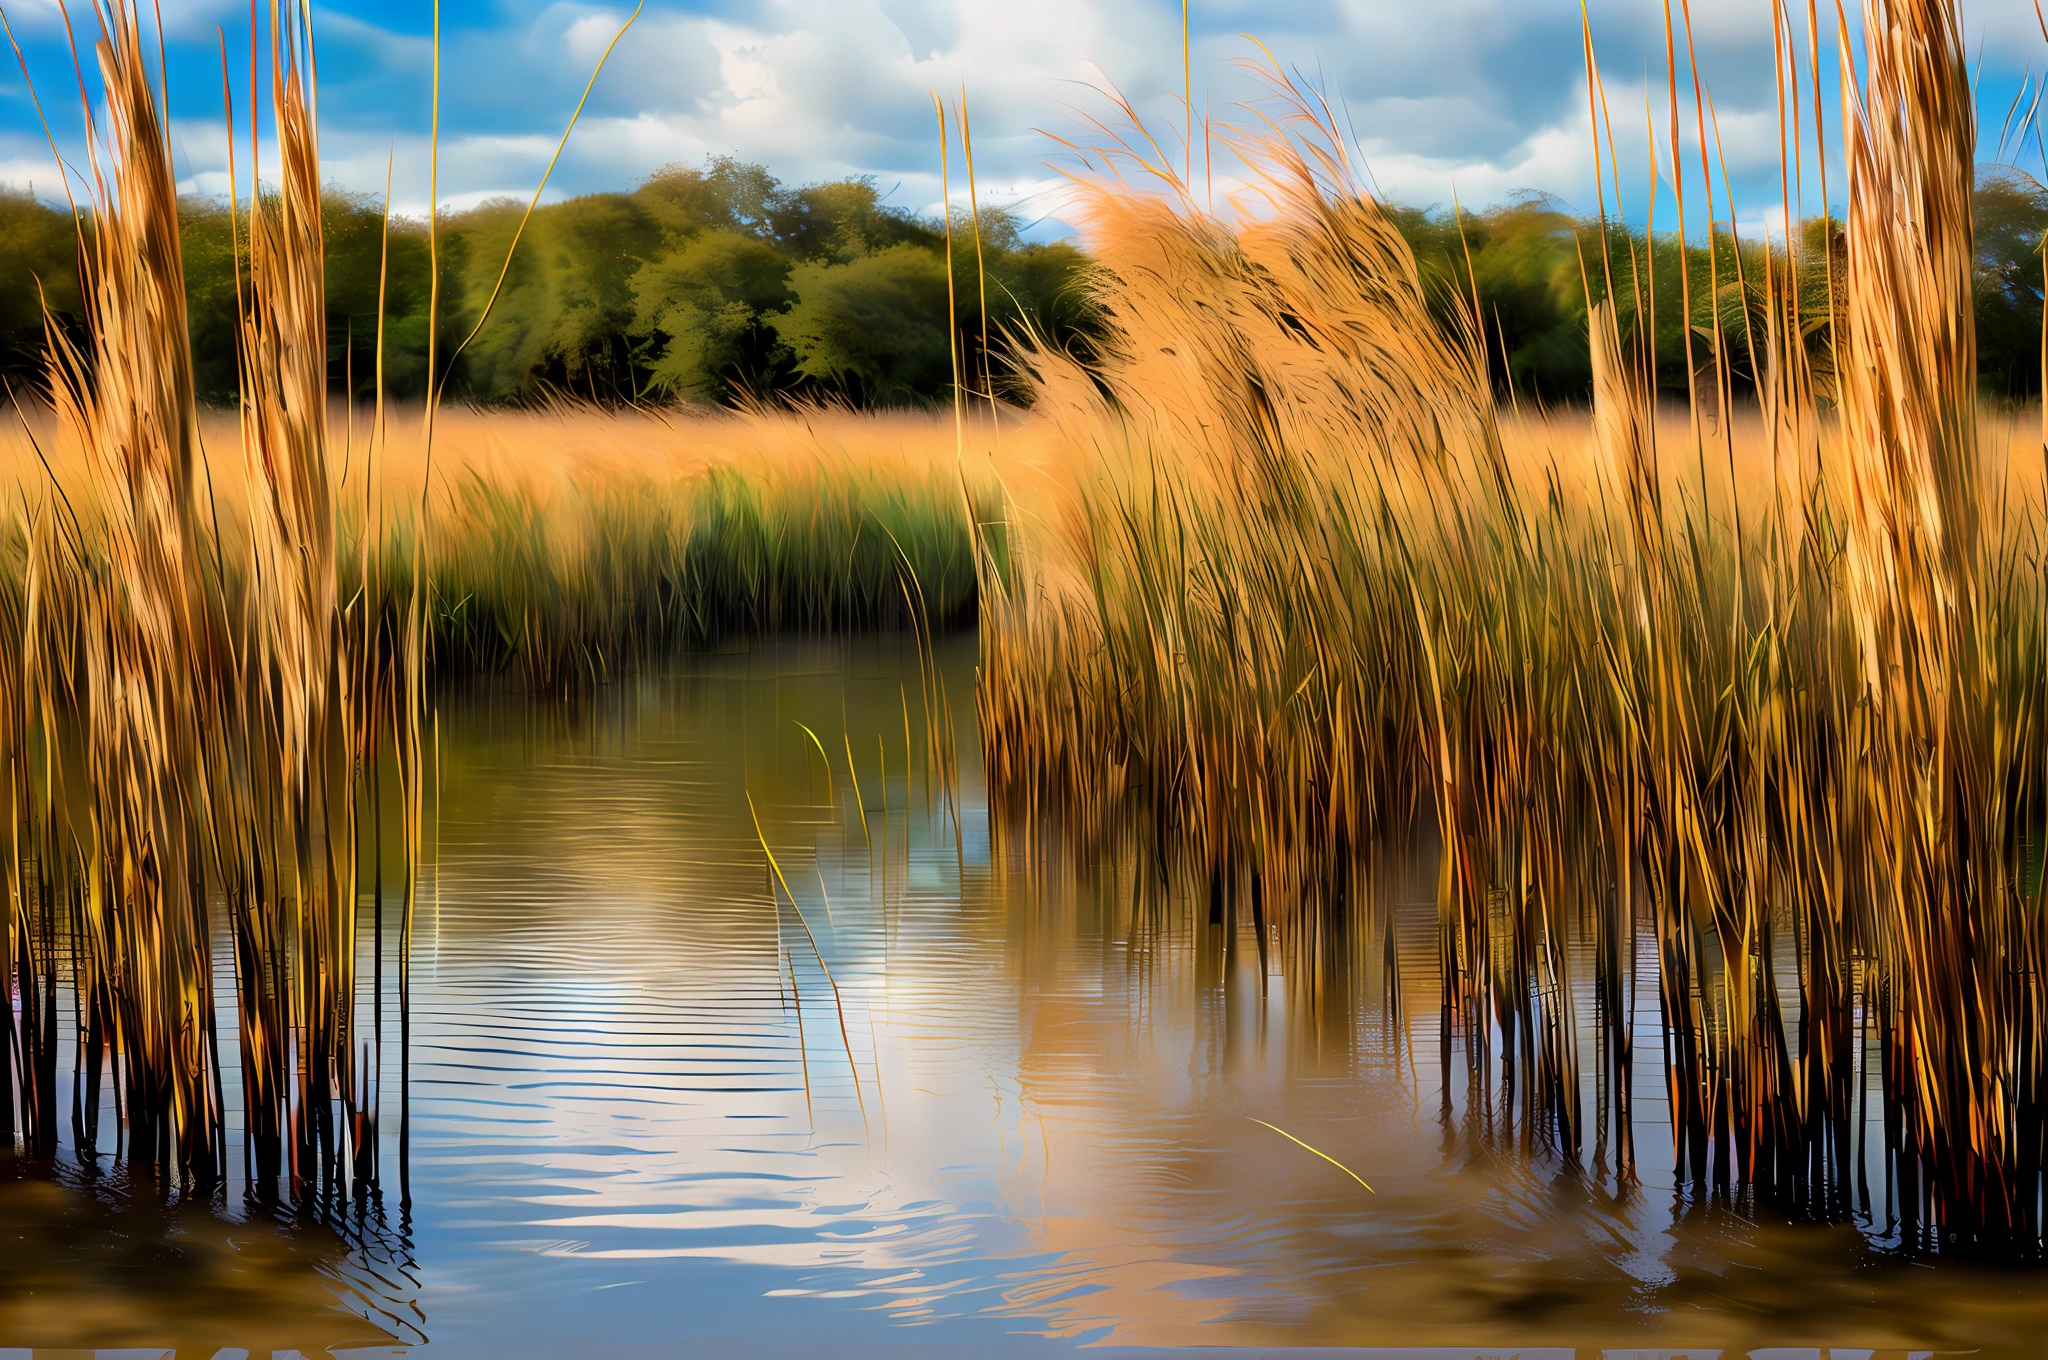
4 635 2048 1356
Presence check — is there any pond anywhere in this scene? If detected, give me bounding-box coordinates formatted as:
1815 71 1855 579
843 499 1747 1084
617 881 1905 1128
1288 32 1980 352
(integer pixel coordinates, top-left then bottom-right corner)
3 635 2045 1356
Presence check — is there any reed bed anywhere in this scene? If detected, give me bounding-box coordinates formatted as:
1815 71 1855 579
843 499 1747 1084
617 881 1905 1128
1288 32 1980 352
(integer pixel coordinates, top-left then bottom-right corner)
2 290 997 1190
380 453 996 691
2 402 1013 693
977 9 2048 1246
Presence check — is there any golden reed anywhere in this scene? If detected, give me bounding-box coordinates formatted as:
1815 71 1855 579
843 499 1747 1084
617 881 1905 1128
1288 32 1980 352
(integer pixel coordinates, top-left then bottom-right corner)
0 0 421 1196
978 3 2048 1243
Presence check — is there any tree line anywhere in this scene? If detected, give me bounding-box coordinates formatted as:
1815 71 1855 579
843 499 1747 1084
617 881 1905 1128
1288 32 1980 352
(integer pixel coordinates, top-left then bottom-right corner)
0 156 1096 408
1 156 2043 408
1395 164 2048 404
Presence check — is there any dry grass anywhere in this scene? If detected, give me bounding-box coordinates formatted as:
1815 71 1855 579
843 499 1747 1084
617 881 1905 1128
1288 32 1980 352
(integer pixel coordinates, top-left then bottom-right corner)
1 400 1017 694
0 0 419 1195
976 18 2048 1242
0 401 1034 508
23 0 227 1179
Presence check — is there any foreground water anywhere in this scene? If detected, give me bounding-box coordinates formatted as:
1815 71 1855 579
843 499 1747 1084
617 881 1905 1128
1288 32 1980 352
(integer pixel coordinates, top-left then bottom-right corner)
4 635 2047 1356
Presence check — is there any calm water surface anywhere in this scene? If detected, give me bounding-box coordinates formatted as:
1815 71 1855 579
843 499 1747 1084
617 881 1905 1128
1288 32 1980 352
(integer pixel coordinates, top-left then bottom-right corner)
4 636 2048 1357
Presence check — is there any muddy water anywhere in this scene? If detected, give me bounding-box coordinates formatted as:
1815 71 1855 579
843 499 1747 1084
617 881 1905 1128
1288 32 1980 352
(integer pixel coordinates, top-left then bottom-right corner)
4 635 2048 1357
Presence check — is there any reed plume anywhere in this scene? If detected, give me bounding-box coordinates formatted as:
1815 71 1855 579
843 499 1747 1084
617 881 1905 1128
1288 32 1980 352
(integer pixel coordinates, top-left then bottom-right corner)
1836 0 2040 1238
30 0 226 1181
224 1 362 1188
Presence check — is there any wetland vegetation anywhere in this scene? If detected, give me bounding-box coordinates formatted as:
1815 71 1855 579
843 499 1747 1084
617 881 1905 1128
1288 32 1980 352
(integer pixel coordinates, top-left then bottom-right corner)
0 0 2045 1351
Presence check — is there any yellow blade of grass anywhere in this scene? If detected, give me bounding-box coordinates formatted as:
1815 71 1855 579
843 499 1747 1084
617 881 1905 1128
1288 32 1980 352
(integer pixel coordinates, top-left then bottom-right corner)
747 790 869 1132
1246 1117 1375 1193
436 0 646 396
844 730 870 847
794 720 834 807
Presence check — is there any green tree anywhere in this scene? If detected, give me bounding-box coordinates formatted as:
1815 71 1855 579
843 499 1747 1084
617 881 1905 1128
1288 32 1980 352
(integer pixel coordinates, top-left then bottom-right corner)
1394 197 1594 400
773 243 954 403
630 227 793 400
177 198 243 403
174 191 458 405
1393 197 1842 404
942 208 1095 400
0 158 1099 411
1974 165 2048 397
772 178 940 262
323 192 443 401
637 156 781 238
450 191 657 401
0 188 84 387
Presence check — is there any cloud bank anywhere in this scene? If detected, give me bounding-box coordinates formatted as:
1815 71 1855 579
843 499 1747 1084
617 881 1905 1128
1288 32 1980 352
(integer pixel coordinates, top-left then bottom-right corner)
2 0 2044 233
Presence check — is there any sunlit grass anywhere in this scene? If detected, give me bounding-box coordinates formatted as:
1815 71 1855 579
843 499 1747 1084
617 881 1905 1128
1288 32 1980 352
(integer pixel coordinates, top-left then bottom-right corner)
977 37 2048 1243
3 0 2044 1259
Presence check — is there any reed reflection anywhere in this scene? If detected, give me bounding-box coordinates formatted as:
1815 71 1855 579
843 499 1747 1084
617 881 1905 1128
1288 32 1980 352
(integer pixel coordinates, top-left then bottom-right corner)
399 638 2048 1353
5 632 2048 1353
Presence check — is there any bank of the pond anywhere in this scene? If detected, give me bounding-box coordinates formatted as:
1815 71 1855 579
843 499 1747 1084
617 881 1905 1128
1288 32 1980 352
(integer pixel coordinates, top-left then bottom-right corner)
0 403 1014 690
372 460 998 689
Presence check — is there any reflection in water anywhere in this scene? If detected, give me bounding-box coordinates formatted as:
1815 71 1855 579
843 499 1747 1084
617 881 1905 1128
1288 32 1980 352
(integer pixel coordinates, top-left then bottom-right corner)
0 873 425 1350
8 634 2048 1352
0 1158 418 1348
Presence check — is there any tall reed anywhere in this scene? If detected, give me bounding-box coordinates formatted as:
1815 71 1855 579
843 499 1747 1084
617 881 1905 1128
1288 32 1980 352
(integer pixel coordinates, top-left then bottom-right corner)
0 13 987 1189
1835 0 2040 1236
978 14 2048 1243
222 5 367 1189
0 0 421 1199
25 0 228 1180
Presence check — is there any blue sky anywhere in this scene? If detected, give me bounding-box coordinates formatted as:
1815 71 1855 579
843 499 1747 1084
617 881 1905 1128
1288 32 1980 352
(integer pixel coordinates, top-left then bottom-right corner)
4 0 2047 234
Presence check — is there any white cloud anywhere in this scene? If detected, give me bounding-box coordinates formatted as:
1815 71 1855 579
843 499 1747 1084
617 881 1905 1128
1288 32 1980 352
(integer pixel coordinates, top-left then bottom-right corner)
7 0 2048 236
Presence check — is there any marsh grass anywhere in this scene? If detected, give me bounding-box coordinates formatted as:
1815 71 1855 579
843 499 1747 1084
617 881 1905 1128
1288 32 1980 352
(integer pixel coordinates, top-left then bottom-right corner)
3 400 1015 687
395 456 996 691
0 0 422 1199
978 12 2048 1243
